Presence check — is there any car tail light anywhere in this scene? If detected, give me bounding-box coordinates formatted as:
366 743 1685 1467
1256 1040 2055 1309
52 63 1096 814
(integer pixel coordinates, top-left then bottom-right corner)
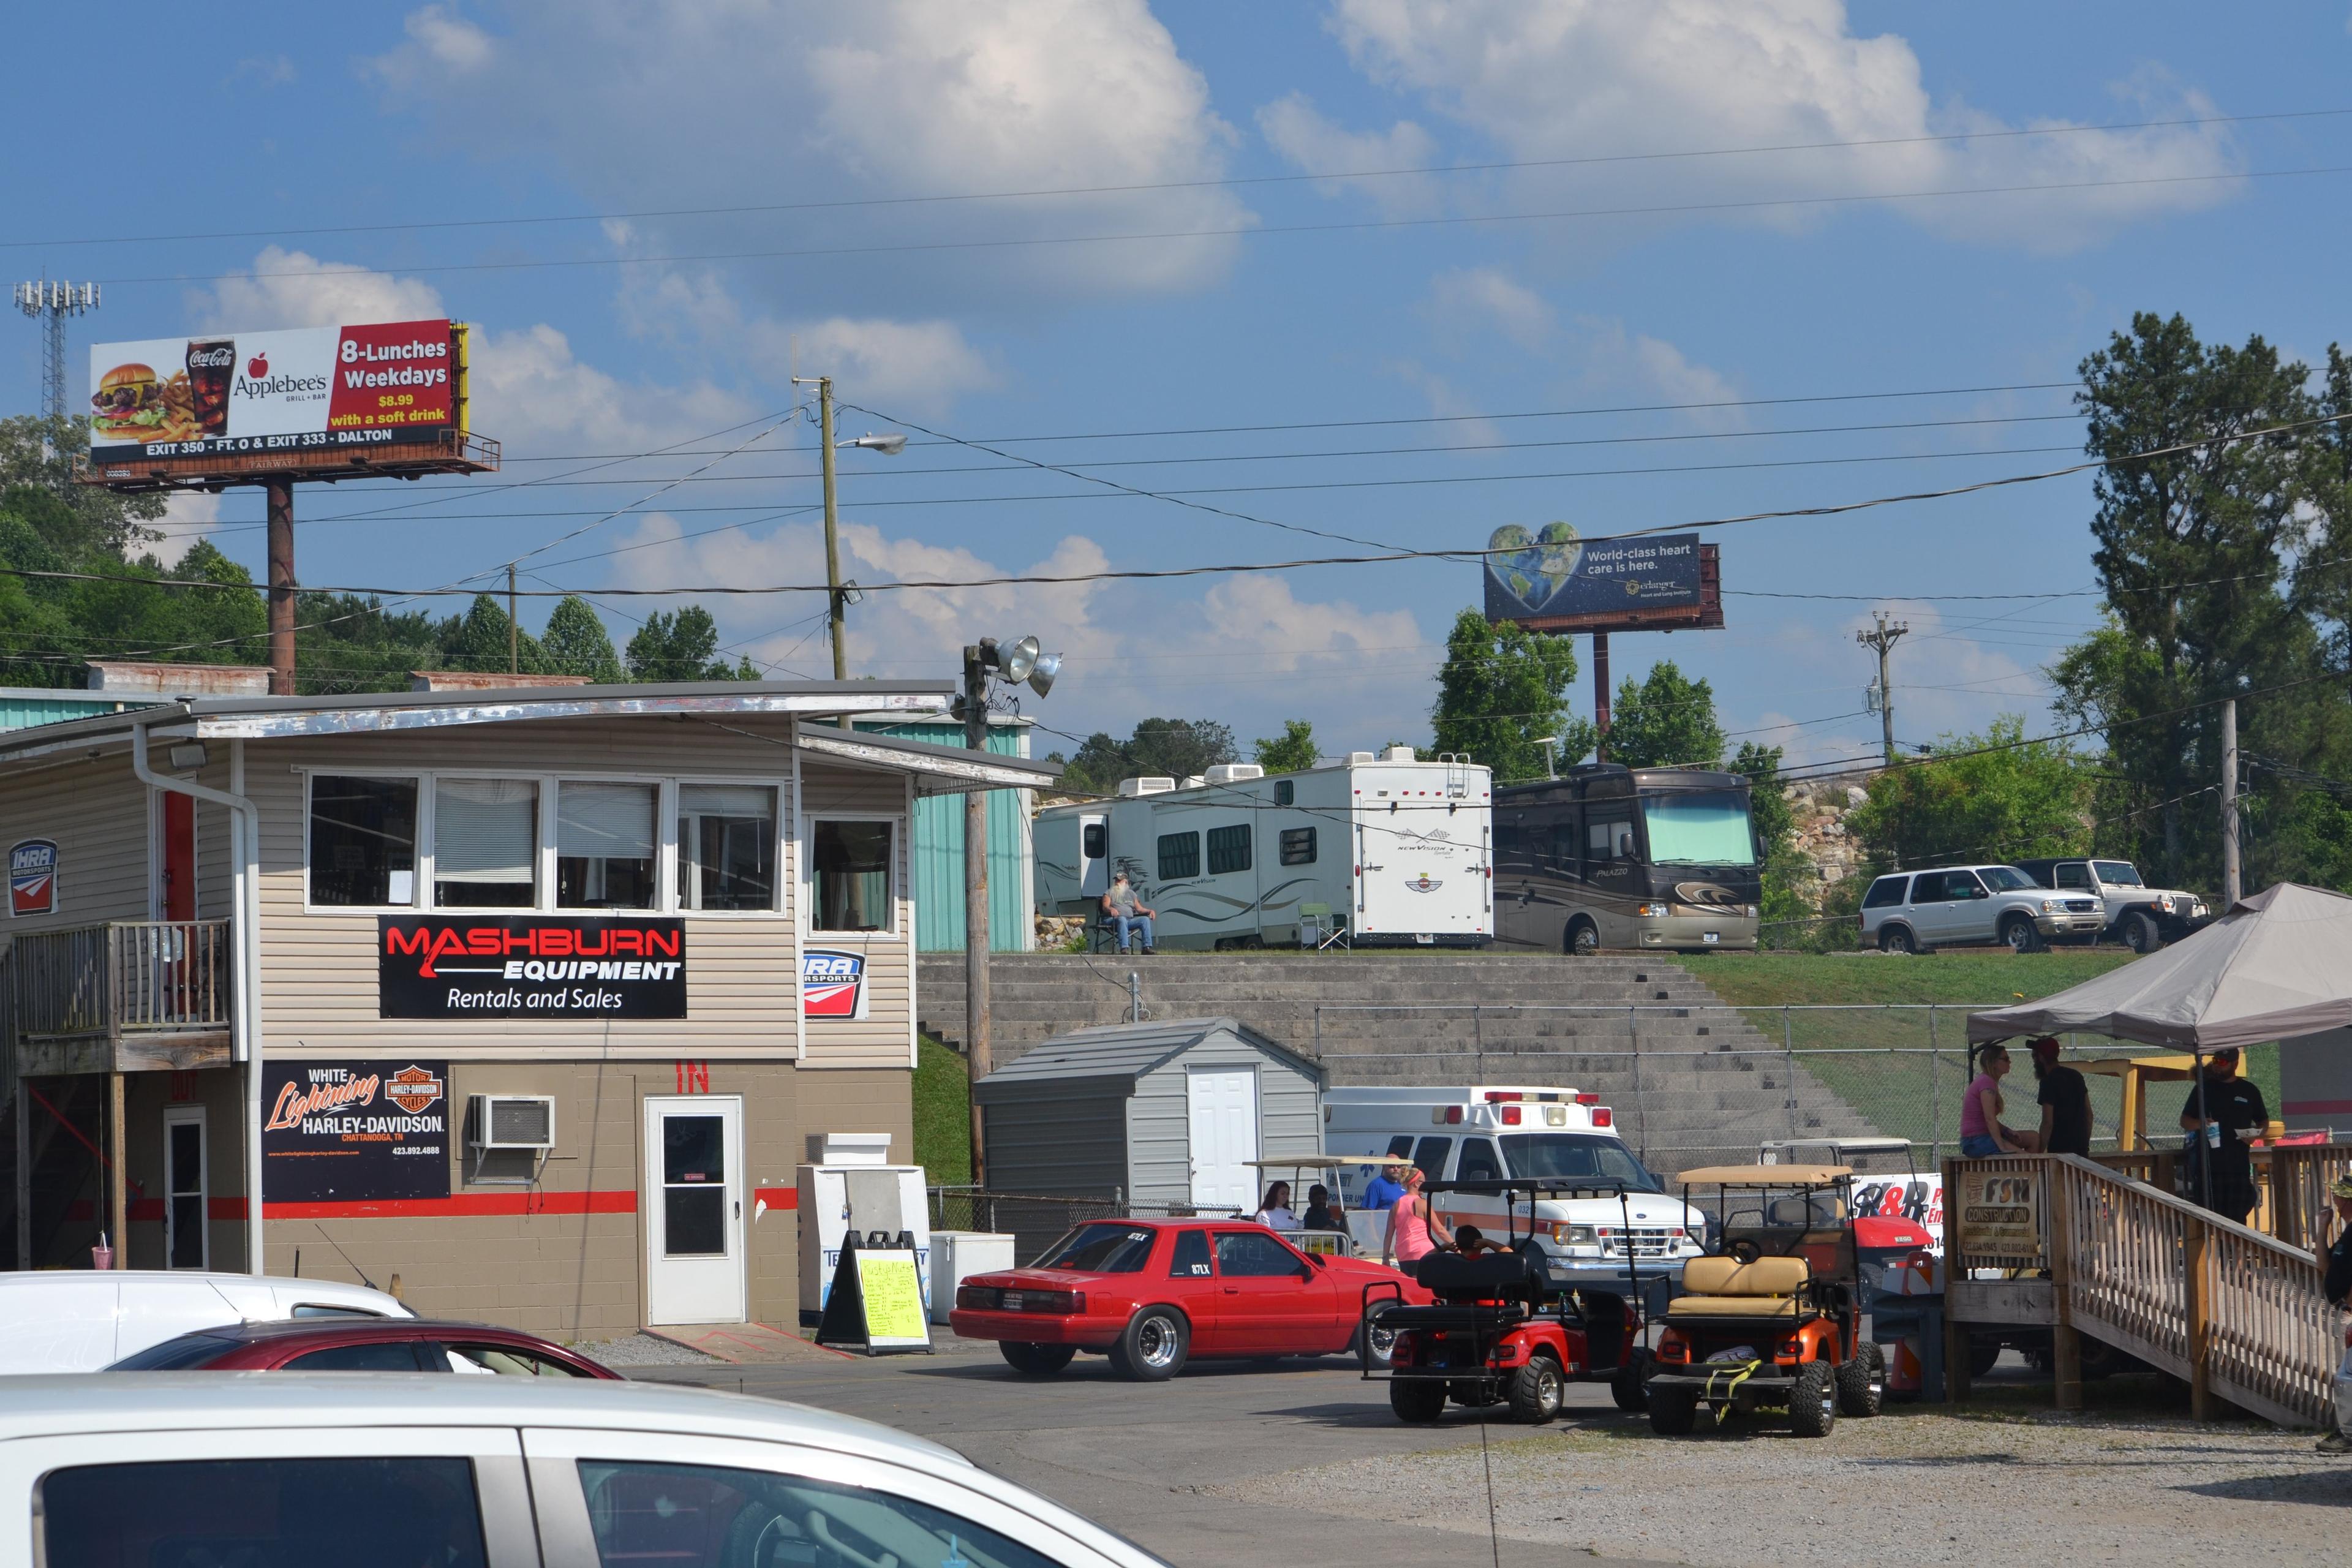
1778 1338 1803 1360
1501 1105 1521 1125
1392 1331 1420 1365
956 1286 998 1311
1590 1107 1613 1128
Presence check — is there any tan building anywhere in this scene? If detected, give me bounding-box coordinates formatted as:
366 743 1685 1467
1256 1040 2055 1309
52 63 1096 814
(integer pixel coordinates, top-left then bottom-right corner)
0 678 1054 1338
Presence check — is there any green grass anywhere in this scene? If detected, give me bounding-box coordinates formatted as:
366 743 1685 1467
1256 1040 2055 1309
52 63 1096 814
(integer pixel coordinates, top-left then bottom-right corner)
1679 949 2139 1009
913 1034 971 1186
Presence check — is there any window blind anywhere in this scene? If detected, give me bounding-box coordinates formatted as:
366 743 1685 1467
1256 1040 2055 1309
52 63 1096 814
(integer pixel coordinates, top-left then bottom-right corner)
680 784 772 821
434 778 536 883
559 782 656 858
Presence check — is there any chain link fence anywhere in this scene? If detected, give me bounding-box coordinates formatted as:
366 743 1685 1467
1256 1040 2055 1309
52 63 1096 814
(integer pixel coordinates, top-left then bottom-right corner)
1308 1003 2259 1175
927 1188 1243 1264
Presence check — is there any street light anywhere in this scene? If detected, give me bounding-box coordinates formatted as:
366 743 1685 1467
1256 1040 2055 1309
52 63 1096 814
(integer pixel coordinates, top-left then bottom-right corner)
957 631 1063 1186
1534 735 1560 780
789 377 906 692
843 432 907 456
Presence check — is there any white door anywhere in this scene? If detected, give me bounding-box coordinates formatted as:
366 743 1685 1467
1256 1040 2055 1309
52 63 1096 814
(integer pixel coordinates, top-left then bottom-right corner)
1186 1069 1259 1212
644 1096 746 1325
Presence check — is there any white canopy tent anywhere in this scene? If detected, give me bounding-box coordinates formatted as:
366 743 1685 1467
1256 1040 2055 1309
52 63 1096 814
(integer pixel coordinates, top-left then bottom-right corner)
1965 883 2352 1050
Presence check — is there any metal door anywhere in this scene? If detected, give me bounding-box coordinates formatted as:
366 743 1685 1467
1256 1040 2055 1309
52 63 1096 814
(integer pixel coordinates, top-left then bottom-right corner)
643 1096 745 1325
1186 1069 1259 1212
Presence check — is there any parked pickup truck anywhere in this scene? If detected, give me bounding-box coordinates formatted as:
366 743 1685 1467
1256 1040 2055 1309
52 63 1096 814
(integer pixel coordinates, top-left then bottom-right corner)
2011 858 2209 953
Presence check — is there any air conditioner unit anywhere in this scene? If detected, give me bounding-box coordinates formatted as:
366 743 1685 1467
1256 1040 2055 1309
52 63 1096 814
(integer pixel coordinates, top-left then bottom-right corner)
1202 764 1264 784
1117 776 1177 797
469 1095 556 1151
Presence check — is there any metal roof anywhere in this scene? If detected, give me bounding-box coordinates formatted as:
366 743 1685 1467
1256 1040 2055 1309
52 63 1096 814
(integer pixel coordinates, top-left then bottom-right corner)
974 1016 1323 1102
795 726 1060 796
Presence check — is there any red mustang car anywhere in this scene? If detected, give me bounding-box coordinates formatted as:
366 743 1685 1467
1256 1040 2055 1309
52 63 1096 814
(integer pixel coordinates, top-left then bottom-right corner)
105 1317 620 1378
949 1218 1431 1380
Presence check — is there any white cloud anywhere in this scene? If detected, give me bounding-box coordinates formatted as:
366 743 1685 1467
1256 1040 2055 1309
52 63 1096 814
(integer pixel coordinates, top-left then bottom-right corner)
148 492 222 568
379 4 495 80
1567 317 1744 426
370 0 1248 301
1256 93 1439 214
1426 266 1555 346
200 246 447 331
1321 0 2240 252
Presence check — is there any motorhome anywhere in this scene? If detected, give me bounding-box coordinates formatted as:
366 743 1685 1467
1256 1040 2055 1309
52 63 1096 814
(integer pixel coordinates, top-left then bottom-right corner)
1493 763 1762 954
1033 749 1492 949
1321 1085 1710 1295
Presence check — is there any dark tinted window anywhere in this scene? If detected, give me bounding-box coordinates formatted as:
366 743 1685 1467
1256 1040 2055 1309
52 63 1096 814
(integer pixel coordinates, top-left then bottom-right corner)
41 1457 486 1568
1861 876 1909 910
812 818 893 932
1033 1223 1156 1273
1279 826 1316 865
1411 1135 1453 1181
1910 872 1950 902
1207 824 1251 875
107 1332 237 1370
1169 1229 1213 1278
1275 780 1294 805
1214 1231 1303 1277
1082 822 1106 858
1948 870 1986 898
284 1340 428 1371
307 775 417 907
1385 1134 1415 1159
2054 863 2089 889
576 1461 1060 1568
1156 831 1199 880
1457 1139 1504 1183
1499 1134 1662 1191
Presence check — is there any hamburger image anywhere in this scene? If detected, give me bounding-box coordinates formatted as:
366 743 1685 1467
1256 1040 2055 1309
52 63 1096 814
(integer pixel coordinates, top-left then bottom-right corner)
91 363 167 438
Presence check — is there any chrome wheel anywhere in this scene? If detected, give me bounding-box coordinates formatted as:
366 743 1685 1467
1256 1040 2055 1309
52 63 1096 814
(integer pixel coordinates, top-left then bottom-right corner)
1137 1316 1180 1370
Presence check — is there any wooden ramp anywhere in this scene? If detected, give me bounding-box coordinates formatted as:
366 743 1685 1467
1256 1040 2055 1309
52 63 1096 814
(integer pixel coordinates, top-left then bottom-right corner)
1944 1153 2340 1428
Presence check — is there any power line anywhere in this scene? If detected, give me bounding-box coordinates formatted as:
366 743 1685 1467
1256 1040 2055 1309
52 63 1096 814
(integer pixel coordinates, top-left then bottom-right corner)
88 163 2352 288
17 106 2340 252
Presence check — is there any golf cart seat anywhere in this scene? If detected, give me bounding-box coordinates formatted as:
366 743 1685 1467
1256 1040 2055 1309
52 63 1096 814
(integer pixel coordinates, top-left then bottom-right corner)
1665 1255 1813 1321
1414 1248 1545 1305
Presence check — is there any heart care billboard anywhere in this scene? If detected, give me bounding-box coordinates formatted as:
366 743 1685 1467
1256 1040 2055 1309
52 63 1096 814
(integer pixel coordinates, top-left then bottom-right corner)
1483 523 1722 634
87 318 467 464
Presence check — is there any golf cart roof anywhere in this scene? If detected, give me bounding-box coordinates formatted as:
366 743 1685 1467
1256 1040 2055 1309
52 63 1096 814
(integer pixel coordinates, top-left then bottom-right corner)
1242 1155 1378 1169
1677 1164 1852 1186
1758 1137 1913 1155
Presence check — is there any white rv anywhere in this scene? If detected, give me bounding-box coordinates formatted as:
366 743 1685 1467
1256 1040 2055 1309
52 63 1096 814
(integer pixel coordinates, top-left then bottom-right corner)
1033 749 1493 949
1321 1085 1709 1291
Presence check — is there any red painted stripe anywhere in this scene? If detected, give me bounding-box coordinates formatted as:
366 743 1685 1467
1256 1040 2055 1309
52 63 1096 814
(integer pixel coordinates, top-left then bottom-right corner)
2283 1099 2352 1115
128 1199 165 1222
263 1190 638 1220
210 1198 248 1221
753 1186 798 1210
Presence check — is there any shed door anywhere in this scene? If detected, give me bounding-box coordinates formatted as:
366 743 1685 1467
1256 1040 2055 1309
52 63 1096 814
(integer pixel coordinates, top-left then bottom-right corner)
1186 1068 1259 1212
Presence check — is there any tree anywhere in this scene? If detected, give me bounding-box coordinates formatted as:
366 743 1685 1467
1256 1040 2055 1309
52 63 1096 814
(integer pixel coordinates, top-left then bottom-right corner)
1845 718 2091 871
1057 717 1238 791
625 606 755 681
439 594 548 674
1606 660 1725 770
1429 608 1593 782
541 595 626 682
1729 741 1833 951
1252 718 1319 774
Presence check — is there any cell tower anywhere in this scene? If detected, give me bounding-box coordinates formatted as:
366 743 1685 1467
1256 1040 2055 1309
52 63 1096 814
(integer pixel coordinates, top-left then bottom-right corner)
13 278 100 424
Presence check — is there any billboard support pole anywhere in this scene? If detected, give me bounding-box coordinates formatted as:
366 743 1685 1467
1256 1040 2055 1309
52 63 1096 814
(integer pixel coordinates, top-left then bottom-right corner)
1593 632 1611 761
265 480 295 695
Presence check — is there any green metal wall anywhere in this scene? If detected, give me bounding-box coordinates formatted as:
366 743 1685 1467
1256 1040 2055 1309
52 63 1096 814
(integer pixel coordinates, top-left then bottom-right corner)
0 690 156 733
868 721 1033 952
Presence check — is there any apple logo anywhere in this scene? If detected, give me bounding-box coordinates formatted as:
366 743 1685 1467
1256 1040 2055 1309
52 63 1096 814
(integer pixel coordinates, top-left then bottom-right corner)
247 353 268 379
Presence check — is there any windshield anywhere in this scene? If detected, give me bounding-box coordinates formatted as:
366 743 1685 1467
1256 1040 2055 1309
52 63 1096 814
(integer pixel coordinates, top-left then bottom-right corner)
1032 1223 1156 1273
1638 790 1757 867
2094 861 2144 887
1979 867 2035 892
1499 1134 1664 1191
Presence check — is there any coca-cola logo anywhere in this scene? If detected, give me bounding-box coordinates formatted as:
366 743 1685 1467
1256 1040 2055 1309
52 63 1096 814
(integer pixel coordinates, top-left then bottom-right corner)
186 344 234 368
247 353 268 377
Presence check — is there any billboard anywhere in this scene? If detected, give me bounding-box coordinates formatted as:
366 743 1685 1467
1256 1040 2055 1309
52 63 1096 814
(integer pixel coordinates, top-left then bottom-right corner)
1484 524 1712 630
86 318 466 463
262 1059 451 1204
377 916 688 1020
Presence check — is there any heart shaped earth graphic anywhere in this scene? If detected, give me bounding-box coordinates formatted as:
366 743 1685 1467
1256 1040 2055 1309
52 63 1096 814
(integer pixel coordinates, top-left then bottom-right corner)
1486 521 1584 613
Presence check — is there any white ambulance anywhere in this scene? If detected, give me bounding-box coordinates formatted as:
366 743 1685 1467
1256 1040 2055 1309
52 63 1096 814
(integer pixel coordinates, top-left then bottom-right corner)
1321 1085 1709 1296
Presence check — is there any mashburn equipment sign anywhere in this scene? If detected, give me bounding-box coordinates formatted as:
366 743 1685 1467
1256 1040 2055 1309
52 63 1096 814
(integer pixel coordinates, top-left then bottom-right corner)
263 1059 450 1204
1483 524 1722 633
379 916 688 1020
87 318 467 462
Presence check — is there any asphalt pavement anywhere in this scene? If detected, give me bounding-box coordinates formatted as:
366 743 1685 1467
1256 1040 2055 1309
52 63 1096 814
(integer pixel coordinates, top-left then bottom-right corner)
629 1332 1664 1568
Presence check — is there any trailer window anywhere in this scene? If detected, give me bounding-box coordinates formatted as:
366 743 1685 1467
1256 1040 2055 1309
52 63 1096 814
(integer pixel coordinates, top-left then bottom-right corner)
1640 790 1757 867
1275 780 1294 805
1279 826 1316 865
1157 831 1199 880
1207 824 1252 875
1082 822 1106 858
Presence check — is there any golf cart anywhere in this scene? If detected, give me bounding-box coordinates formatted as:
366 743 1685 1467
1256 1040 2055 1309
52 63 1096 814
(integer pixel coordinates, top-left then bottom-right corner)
1363 1179 1655 1425
1241 1155 1372 1256
1645 1165 1886 1439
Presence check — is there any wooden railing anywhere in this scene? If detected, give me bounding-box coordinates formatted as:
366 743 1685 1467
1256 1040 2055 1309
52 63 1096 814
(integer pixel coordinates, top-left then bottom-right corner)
5 920 232 1044
2092 1143 2352 1255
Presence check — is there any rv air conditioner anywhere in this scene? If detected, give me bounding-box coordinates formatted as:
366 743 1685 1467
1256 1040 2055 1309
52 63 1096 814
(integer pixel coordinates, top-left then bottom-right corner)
1117 776 1177 797
469 1095 556 1150
1202 764 1264 784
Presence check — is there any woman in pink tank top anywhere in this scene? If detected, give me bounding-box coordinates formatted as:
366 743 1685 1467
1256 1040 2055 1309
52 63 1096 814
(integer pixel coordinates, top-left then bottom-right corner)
1382 1167 1454 1267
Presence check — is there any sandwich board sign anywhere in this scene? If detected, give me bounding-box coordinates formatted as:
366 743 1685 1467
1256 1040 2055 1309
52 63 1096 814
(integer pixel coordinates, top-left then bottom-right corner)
813 1236 932 1355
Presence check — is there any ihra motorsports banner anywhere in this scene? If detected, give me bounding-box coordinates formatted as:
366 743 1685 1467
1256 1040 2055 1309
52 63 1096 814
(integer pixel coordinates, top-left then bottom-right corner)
263 1060 450 1204
87 318 465 461
379 916 688 1020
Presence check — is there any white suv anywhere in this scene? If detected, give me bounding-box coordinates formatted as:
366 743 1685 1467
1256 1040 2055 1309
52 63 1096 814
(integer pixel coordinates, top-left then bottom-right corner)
1856 864 2106 954
0 1376 1159 1568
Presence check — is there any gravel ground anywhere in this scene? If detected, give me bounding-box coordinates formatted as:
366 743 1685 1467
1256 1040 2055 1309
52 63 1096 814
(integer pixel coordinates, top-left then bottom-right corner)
1219 1405 2346 1567
573 1332 725 1367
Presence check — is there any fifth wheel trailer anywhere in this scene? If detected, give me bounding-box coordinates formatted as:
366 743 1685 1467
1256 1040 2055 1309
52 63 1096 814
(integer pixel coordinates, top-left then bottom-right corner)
1035 749 1493 949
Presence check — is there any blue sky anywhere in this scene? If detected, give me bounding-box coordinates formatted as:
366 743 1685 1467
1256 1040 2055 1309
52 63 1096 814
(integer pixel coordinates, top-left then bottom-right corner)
7 2 2351 769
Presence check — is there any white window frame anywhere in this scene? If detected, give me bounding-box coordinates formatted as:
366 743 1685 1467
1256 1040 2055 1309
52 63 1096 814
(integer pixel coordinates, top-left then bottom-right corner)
300 768 790 919
674 778 787 919
801 810 905 941
162 1104 208 1272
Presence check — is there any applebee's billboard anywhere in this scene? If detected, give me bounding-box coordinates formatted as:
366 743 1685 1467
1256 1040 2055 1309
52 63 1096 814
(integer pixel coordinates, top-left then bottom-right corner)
86 318 467 461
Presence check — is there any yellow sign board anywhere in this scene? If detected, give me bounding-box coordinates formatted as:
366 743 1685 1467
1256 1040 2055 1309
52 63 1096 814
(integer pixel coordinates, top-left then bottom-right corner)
856 1252 931 1348
1955 1169 2044 1264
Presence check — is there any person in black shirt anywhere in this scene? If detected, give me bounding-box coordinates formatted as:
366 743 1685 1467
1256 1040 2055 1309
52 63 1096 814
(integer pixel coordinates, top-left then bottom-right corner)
2029 1037 2093 1158
1301 1185 1349 1233
2317 1176 2352 1453
2178 1046 2269 1225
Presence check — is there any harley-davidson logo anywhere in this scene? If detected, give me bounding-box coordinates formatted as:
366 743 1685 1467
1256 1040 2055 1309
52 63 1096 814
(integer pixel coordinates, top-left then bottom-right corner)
1405 875 1443 893
385 1065 445 1115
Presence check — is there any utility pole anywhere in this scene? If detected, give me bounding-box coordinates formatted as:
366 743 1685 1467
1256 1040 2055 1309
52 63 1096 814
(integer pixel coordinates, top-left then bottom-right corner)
960 644 992 1186
507 564 519 675
816 377 848 682
266 480 296 695
1856 613 1910 766
1593 632 1612 761
2220 698 2241 908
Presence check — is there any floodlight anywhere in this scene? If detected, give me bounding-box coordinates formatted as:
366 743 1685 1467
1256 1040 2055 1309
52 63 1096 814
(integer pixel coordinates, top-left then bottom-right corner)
843 432 907 456
1028 650 1061 697
168 742 209 772
997 633 1041 685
